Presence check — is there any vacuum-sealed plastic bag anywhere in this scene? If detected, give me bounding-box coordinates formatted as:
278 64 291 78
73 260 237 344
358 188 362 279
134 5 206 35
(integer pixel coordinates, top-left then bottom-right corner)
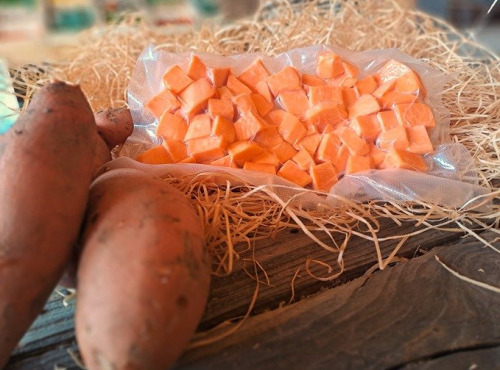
119 44 490 209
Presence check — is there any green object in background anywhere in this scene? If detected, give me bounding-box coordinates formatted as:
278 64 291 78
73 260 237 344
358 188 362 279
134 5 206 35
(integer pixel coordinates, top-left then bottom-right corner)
52 7 96 31
189 0 219 16
0 60 19 135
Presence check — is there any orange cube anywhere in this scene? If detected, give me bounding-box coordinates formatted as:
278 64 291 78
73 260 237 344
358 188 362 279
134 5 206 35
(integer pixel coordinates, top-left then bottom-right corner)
252 151 281 169
233 93 257 115
316 51 344 79
277 160 312 187
377 110 400 131
253 126 284 148
227 74 253 95
370 143 386 168
296 133 322 156
334 145 349 172
377 126 410 151
271 141 298 163
162 139 188 163
217 86 233 100
345 154 372 175
394 103 436 128
316 133 341 163
179 78 216 116
342 62 359 78
266 66 301 97
208 98 234 120
255 80 274 103
395 70 426 98
187 135 227 162
292 149 315 171
406 125 434 154
337 127 370 156
266 109 287 126
146 89 181 118
211 154 236 168
209 67 231 87
184 114 212 141
372 80 396 99
136 145 173 164
381 148 428 172
228 141 264 163
156 112 188 141
308 85 343 106
355 75 377 95
212 115 236 144
302 74 326 86
348 94 380 119
306 103 348 131
309 162 338 192
375 59 412 84
233 111 267 141
342 87 358 110
279 89 310 119
238 59 270 91
186 55 207 80
243 161 276 175
349 114 381 142
251 93 274 117
163 65 193 94
278 112 307 145
379 90 418 109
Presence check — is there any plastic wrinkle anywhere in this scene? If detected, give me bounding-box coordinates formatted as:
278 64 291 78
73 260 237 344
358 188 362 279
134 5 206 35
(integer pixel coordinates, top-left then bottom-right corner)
119 44 491 209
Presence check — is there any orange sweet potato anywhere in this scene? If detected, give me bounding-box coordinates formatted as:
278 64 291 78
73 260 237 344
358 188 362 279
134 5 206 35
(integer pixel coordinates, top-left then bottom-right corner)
0 82 100 367
75 168 210 370
94 107 134 149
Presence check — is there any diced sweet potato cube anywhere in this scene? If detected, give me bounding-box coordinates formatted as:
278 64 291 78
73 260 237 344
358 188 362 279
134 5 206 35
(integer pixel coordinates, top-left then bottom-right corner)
212 115 236 144
211 154 236 167
394 103 436 128
372 80 396 99
375 59 412 84
309 162 338 192
334 145 349 172
306 103 348 131
296 133 322 156
208 98 234 120
156 112 188 141
266 66 301 97
146 89 181 118
278 112 307 145
228 141 264 163
271 141 298 163
179 78 215 116
395 70 426 98
342 87 358 110
187 55 207 80
348 94 380 119
238 59 270 91
277 160 312 187
326 75 357 88
163 65 193 94
243 161 276 175
369 143 386 168
316 133 341 163
209 67 231 87
251 93 274 117
337 126 370 156
381 148 428 172
316 51 344 79
302 74 326 86
255 80 274 103
308 85 343 106
253 151 281 168
355 75 377 95
305 122 318 135
292 149 315 170
227 74 253 95
136 145 173 164
253 126 284 148
180 156 197 163
185 113 212 141
378 90 418 109
266 109 287 125
279 90 310 119
406 125 434 154
377 110 400 131
377 126 410 151
187 135 227 162
345 154 372 175
162 139 188 163
349 114 381 142
217 86 233 100
233 111 267 141
233 93 257 115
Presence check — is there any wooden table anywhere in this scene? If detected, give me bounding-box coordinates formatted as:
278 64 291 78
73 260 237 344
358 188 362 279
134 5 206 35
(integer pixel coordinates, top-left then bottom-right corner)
5 217 500 369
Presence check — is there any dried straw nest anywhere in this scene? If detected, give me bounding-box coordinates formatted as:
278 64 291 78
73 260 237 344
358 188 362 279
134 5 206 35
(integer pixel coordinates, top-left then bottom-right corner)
10 0 500 317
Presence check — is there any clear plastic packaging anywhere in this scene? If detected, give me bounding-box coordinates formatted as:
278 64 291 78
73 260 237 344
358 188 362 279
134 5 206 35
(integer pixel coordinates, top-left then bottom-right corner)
119 44 490 209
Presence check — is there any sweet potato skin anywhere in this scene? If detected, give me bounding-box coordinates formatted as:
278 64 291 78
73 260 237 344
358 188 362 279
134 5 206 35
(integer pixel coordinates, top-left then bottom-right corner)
0 82 98 367
94 107 134 149
75 168 211 370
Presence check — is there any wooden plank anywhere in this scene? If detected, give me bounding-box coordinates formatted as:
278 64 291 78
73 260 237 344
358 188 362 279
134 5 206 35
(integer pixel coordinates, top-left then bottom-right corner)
400 346 500 369
4 221 479 369
174 230 500 369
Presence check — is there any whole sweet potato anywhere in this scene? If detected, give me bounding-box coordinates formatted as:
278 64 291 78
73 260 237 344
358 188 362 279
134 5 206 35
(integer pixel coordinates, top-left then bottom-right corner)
0 82 99 367
75 168 211 370
94 107 134 149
